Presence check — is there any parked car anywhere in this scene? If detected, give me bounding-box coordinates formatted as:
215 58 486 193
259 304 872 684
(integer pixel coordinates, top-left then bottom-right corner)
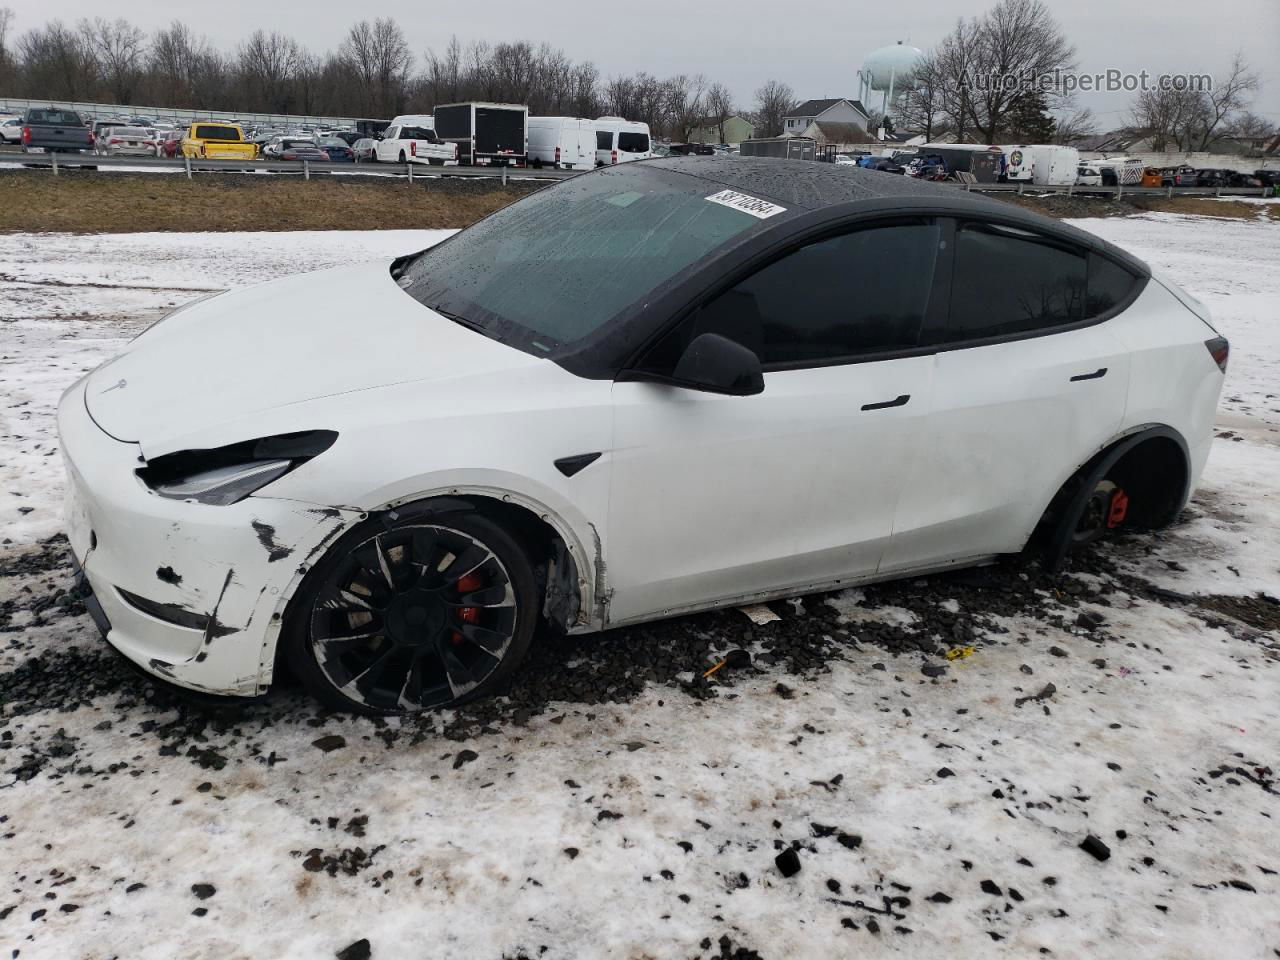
155 129 183 158
374 125 456 165
863 157 906 174
263 136 315 159
19 107 95 154
833 154 859 166
95 126 157 157
1193 169 1224 187
0 116 24 143
59 158 1226 715
527 116 596 170
352 138 378 163
316 137 356 162
1160 166 1197 187
1076 166 1102 186
181 123 258 160
280 143 330 162
1140 167 1163 188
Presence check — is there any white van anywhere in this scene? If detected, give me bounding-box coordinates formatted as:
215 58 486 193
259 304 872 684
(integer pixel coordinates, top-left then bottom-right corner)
1001 145 1033 182
527 117 596 170
595 117 652 166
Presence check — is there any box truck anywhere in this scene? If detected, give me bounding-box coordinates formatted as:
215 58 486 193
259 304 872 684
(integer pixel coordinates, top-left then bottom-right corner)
1030 145 1080 186
432 102 528 166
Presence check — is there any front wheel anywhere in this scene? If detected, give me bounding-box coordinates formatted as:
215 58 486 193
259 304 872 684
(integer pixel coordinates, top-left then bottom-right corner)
285 510 537 715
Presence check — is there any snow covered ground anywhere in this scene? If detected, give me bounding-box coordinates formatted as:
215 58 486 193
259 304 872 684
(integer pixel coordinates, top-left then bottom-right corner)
1 211 1277 959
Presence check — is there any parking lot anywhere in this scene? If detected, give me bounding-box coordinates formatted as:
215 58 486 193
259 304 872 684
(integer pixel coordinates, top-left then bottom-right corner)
1 207 1277 959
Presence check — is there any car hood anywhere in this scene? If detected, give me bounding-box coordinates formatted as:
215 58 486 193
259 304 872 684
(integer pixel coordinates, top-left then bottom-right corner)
84 259 544 452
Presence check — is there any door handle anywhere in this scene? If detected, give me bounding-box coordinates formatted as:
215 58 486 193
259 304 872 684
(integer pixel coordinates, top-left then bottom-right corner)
1070 367 1107 382
861 394 910 411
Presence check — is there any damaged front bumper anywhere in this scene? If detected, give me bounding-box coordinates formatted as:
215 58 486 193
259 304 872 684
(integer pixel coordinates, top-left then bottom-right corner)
58 376 359 697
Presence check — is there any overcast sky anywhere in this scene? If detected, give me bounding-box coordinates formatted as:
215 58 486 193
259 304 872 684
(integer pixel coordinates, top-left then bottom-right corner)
7 0 1278 125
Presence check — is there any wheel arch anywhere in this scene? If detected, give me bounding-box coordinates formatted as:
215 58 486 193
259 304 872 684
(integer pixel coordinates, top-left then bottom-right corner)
1031 423 1192 571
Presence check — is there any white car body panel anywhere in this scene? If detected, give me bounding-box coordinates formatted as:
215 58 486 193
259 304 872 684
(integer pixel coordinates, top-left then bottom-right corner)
882 323 1132 570
606 355 933 624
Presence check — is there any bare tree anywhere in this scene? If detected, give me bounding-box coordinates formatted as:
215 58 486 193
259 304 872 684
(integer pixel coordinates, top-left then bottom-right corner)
704 81 733 142
1052 106 1096 144
951 0 1077 143
16 19 96 100
752 79 794 137
897 51 946 139
237 30 301 113
340 19 413 117
0 7 15 83
1184 53 1259 150
80 17 146 103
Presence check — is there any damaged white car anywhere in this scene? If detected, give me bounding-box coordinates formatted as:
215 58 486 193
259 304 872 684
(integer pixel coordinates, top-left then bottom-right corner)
58 158 1228 714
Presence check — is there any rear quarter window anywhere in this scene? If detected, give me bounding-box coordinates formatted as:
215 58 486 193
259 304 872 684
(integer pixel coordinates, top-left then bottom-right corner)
1086 253 1141 316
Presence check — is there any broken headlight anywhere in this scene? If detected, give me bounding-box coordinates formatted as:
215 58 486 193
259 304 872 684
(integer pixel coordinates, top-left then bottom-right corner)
138 431 337 506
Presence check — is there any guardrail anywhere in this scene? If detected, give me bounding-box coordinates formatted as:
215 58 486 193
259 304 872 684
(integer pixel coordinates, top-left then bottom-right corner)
3 151 1272 197
2 151 577 183
953 180 1273 199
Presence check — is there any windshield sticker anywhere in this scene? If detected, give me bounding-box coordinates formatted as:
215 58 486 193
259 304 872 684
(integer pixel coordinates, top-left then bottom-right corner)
705 189 786 219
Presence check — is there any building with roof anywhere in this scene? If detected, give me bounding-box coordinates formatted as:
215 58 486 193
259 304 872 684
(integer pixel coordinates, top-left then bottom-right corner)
782 98 871 136
687 115 756 145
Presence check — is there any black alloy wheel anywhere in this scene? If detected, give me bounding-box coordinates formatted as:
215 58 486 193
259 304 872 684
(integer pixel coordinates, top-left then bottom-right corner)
288 512 536 714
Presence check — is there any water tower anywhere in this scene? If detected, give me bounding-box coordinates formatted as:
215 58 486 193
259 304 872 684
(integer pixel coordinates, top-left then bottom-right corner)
857 41 925 118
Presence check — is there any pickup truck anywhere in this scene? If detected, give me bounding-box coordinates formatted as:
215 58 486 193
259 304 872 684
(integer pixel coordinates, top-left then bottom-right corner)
373 124 457 165
179 122 259 160
19 107 95 154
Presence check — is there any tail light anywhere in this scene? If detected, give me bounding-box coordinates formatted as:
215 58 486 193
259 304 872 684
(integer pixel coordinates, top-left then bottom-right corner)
554 146 560 163
611 149 617 164
1204 337 1229 373
411 141 417 157
110 138 121 145
21 126 30 144
88 131 96 145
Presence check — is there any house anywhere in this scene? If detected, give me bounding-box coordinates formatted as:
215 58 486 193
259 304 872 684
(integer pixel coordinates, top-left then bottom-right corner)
782 98 871 136
687 115 755 145
796 120 875 152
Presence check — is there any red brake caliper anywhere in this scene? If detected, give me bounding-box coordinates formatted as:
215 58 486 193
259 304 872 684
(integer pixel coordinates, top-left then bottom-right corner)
1107 488 1129 529
451 572 484 645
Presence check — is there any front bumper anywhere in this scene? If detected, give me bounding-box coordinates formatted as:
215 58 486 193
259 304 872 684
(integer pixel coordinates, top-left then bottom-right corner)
58 375 358 697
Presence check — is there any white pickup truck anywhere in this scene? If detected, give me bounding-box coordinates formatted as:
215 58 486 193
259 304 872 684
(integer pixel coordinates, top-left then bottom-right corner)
374 124 457 165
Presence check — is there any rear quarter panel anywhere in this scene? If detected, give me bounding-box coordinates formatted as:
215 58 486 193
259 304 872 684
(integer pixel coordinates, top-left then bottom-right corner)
1103 279 1223 490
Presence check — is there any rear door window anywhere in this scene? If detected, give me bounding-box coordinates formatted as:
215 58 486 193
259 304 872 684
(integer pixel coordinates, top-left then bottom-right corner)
596 130 612 150
931 222 1087 343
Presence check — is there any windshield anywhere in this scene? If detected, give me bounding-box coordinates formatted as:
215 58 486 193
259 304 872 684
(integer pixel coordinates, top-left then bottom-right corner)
395 165 778 354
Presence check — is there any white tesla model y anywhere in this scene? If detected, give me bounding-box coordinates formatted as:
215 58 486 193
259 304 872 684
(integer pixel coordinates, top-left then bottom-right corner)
59 158 1228 714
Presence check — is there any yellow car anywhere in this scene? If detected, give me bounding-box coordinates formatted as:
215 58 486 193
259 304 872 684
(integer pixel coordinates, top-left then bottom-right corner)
179 122 258 160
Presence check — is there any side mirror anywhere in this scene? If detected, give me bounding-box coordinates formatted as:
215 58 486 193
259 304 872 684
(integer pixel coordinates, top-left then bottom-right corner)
660 333 765 396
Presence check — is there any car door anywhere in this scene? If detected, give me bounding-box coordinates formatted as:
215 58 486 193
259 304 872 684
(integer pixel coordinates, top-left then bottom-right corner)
606 220 945 625
377 127 398 162
881 219 1133 573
